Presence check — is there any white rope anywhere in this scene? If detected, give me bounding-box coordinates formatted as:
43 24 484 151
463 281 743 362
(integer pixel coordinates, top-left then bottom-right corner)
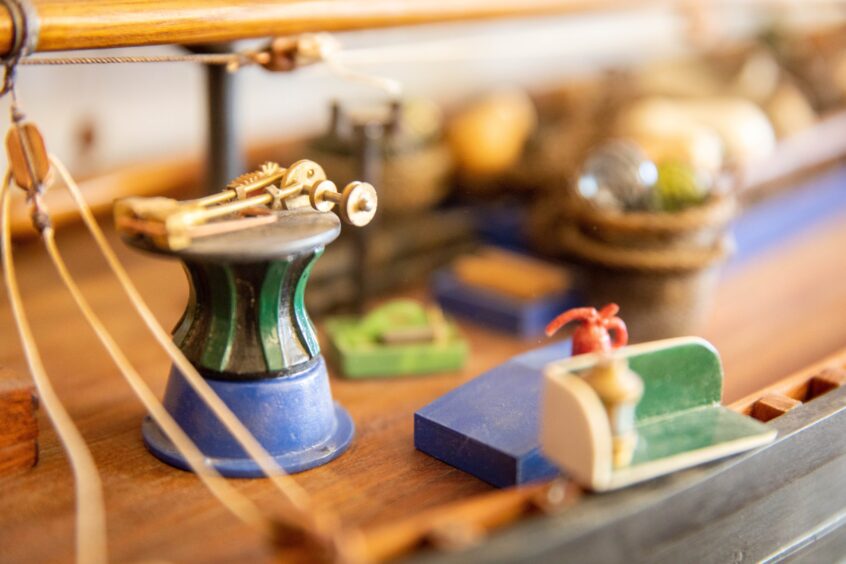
49 155 340 548
296 33 403 98
0 173 108 564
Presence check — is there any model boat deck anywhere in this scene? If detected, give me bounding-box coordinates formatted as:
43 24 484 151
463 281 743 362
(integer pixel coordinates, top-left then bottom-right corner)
1 203 846 562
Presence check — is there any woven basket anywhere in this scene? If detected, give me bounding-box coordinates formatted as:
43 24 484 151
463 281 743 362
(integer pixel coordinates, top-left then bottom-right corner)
551 194 736 342
572 263 724 343
564 191 736 250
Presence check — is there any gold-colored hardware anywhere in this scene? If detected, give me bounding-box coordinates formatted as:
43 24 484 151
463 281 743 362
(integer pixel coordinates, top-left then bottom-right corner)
308 180 378 227
114 159 377 250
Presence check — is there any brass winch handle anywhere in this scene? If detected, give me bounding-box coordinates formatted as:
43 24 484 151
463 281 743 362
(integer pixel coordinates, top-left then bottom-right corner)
114 159 378 250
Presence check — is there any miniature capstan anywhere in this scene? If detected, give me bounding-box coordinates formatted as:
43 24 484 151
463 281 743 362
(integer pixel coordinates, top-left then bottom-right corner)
545 303 628 356
115 157 377 478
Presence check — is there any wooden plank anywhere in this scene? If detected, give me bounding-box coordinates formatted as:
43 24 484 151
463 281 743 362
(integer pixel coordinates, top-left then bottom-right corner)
0 0 642 55
358 481 574 561
706 208 846 403
730 349 846 415
0 442 38 475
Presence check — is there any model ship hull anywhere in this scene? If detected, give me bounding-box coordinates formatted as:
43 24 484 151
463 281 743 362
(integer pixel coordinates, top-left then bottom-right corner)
412 383 846 562
393 360 846 563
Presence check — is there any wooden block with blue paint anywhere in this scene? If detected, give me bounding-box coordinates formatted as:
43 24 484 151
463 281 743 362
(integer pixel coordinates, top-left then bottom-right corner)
414 340 571 488
432 247 580 338
540 337 777 491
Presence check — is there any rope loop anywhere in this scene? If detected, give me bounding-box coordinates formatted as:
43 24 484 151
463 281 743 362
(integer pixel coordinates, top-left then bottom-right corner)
0 0 39 97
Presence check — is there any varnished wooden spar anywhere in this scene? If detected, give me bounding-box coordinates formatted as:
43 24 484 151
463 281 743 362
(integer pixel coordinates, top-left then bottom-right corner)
0 0 643 55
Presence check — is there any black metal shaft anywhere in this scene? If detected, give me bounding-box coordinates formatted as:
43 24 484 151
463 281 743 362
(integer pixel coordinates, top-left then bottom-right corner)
206 58 243 193
186 43 244 193
353 122 383 312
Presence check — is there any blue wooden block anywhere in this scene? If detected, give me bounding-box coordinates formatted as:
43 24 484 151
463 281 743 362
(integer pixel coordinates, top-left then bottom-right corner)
414 339 571 488
431 269 580 338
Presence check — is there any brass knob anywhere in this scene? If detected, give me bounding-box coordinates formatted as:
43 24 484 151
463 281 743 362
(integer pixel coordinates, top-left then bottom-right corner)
308 180 377 226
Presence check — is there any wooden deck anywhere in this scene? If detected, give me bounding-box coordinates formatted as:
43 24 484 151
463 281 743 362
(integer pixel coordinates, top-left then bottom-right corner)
1 202 845 562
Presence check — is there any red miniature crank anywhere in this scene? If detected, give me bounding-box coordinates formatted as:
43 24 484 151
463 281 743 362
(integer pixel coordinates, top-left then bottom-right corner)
545 303 628 356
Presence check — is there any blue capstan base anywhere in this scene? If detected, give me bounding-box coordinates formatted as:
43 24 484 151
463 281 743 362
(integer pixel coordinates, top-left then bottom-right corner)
142 357 354 478
432 269 581 339
414 340 571 488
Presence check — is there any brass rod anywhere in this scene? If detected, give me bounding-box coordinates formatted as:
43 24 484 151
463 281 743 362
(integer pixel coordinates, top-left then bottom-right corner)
194 192 272 220
187 183 303 227
194 168 287 207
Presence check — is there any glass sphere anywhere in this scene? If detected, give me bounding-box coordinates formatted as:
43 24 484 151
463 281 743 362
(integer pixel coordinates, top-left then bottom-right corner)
577 141 658 211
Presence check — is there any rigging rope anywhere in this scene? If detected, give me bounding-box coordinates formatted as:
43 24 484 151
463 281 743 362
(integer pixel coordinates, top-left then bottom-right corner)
19 53 257 68
0 174 108 564
39 203 276 539
17 32 403 98
49 155 338 544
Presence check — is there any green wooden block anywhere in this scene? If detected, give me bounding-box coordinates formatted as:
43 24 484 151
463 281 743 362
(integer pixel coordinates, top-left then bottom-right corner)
325 300 468 379
631 405 771 466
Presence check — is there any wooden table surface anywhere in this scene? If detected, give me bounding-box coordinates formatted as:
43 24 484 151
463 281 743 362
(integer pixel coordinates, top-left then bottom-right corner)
1 205 845 563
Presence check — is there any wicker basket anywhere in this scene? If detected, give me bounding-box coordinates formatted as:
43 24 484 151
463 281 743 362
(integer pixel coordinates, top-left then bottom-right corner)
550 194 736 342
565 191 736 249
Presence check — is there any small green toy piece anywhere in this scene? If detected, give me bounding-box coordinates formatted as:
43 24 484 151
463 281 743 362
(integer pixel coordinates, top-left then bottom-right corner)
325 299 468 378
652 161 710 212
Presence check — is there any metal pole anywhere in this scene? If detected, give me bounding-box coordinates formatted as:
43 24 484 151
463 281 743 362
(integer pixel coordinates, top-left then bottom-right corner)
353 121 382 312
189 43 244 193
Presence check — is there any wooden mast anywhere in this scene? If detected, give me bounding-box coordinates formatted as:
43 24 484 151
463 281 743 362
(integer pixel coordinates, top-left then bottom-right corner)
0 0 644 54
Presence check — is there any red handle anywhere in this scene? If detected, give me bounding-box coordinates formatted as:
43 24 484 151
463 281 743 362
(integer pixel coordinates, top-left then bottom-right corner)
545 307 597 337
604 317 629 349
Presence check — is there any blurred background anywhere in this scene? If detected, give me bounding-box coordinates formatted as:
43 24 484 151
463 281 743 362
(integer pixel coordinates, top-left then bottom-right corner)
1 5 840 172
5 3 846 401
